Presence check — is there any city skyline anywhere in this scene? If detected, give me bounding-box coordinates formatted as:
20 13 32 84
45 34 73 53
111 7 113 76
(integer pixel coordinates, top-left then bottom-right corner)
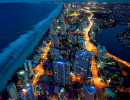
0 1 129 100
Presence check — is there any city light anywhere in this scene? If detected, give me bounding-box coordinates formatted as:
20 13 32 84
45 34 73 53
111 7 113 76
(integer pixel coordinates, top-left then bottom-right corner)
22 89 27 94
2 2 129 100
57 62 63 64
32 41 51 88
19 71 25 75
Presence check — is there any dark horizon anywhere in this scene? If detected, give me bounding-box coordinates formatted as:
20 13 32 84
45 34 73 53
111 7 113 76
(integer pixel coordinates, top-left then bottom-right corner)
0 0 130 3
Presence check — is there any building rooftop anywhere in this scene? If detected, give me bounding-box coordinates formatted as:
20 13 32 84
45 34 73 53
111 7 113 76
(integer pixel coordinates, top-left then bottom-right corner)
53 59 70 64
97 45 107 52
79 40 84 42
76 50 93 55
54 86 60 94
83 83 95 93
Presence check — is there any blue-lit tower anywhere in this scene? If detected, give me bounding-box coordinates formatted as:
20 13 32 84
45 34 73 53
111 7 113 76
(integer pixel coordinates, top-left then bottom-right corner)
81 83 95 100
19 83 36 100
74 50 93 77
53 59 70 85
7 82 18 100
23 60 34 77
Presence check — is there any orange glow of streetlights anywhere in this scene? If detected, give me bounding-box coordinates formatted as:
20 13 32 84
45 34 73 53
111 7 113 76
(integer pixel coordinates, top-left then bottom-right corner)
32 41 51 88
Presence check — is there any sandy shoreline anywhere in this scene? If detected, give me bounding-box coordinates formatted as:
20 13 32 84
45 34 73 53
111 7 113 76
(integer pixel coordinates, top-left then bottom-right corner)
0 26 49 92
0 3 63 92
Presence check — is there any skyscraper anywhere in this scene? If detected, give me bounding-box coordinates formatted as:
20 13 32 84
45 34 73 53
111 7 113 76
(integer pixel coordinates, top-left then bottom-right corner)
83 21 88 29
79 23 83 33
19 83 36 100
81 83 95 100
53 59 70 85
72 36 77 45
17 70 28 85
61 24 66 35
74 50 93 77
7 82 18 100
52 17 57 31
97 44 107 68
50 48 59 59
67 33 73 43
51 34 59 48
79 40 85 49
24 60 34 77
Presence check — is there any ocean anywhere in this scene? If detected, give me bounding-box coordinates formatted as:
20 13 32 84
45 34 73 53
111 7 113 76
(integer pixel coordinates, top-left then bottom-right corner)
96 24 130 62
0 2 63 92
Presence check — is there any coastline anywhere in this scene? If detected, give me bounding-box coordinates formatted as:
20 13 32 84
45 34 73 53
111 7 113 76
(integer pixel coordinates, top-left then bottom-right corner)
0 3 63 92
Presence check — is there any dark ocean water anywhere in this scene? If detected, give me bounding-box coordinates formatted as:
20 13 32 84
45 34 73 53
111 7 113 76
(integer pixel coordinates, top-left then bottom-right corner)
0 2 63 92
0 2 58 52
96 24 130 62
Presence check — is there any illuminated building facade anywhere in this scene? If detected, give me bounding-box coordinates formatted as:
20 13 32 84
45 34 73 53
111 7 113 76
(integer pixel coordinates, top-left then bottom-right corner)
24 60 34 77
81 83 95 100
83 21 88 29
72 36 77 45
51 34 59 48
74 50 93 77
97 44 107 68
19 83 36 100
79 23 83 33
52 17 57 31
67 33 73 43
50 48 59 59
7 82 18 100
53 59 70 85
79 40 85 49
61 24 66 35
17 70 28 85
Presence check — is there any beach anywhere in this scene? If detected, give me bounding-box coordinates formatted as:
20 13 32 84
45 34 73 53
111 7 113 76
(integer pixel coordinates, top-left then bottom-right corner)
0 3 63 92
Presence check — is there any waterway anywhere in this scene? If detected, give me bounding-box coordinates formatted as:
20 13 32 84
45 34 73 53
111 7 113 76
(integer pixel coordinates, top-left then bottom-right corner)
96 24 130 62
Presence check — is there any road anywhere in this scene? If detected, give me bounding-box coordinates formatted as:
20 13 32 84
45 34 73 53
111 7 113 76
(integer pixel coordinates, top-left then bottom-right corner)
82 8 130 99
33 41 51 88
82 8 107 100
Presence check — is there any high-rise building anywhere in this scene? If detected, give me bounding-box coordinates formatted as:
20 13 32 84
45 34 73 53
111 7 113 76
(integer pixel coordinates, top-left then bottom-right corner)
49 24 54 35
97 44 107 68
53 59 70 85
51 34 59 48
24 60 34 77
73 18 77 23
83 21 88 29
61 24 66 35
68 4 72 12
90 32 95 40
17 70 28 85
7 82 18 100
67 33 73 43
79 40 85 49
50 48 59 59
59 15 63 23
72 36 77 45
19 83 36 100
74 50 93 77
43 39 47 47
52 17 57 31
79 24 83 33
81 83 95 100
